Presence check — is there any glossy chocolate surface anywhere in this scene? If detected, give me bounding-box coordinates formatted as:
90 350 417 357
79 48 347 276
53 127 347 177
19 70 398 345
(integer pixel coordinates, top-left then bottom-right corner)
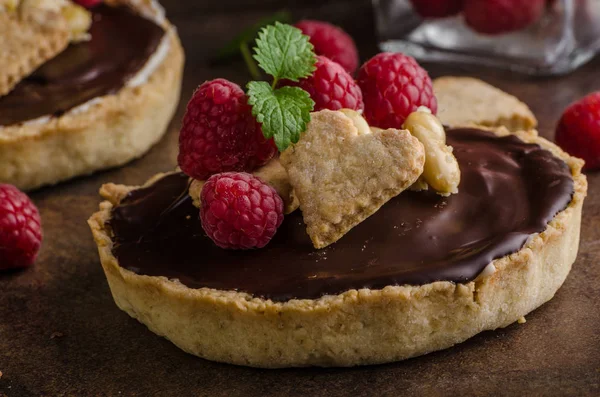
0 4 165 126
109 128 574 301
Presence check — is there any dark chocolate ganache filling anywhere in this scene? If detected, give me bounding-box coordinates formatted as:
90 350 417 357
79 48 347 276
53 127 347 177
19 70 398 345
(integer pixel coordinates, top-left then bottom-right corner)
0 4 165 126
109 128 574 301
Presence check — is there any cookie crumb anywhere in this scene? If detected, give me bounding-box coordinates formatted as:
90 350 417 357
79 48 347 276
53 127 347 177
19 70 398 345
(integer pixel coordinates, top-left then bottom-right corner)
50 331 64 339
0 370 3 378
517 317 526 324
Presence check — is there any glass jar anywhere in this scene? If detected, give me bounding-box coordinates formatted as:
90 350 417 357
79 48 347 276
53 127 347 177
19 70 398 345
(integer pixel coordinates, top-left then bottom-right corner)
373 0 600 75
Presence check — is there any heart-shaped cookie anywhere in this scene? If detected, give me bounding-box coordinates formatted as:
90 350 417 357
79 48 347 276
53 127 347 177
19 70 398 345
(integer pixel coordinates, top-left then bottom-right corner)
280 109 425 249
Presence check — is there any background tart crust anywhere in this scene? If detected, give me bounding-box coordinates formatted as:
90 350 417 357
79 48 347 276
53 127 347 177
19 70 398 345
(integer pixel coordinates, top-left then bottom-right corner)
88 128 587 368
434 77 538 131
0 2 184 191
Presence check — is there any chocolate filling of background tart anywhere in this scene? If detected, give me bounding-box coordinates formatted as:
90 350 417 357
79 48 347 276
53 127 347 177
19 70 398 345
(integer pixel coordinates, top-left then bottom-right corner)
108 128 574 302
0 4 165 126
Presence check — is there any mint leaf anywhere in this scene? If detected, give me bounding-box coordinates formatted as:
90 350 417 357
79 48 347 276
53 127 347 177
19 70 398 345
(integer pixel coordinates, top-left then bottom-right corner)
247 81 314 151
253 22 316 83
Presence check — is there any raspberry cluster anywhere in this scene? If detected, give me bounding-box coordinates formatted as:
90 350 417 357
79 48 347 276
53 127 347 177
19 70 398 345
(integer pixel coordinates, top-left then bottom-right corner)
179 22 438 249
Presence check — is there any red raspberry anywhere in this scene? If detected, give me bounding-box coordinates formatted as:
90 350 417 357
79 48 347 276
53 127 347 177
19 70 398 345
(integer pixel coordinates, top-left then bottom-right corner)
463 0 545 35
0 184 42 270
200 172 284 249
294 20 359 75
73 0 102 8
357 52 437 129
284 56 364 112
178 79 276 180
555 92 600 171
409 0 464 18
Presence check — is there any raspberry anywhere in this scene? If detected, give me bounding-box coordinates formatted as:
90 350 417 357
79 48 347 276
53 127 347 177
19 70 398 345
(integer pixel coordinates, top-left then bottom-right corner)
73 0 102 8
294 20 359 74
0 184 42 270
178 79 276 180
463 0 545 35
200 172 284 249
409 0 464 18
555 92 600 171
357 52 437 129
284 55 364 112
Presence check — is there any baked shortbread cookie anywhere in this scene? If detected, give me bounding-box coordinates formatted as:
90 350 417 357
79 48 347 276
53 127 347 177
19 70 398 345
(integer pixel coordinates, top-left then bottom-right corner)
88 121 586 368
0 0 184 190
0 0 91 96
434 77 537 131
280 110 425 248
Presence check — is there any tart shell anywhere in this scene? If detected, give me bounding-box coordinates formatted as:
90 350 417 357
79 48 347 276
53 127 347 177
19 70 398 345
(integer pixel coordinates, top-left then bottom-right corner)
88 129 587 368
0 10 184 191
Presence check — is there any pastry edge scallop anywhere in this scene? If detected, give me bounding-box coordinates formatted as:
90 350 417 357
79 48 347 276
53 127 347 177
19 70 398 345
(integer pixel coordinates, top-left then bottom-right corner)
0 0 184 191
88 128 587 368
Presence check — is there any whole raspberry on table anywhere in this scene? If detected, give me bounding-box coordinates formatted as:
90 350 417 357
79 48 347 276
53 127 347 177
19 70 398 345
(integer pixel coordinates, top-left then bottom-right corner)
0 184 42 270
409 0 464 18
200 172 284 249
555 92 600 171
73 0 102 8
294 20 359 74
463 0 545 35
357 52 437 129
283 55 364 112
178 79 276 181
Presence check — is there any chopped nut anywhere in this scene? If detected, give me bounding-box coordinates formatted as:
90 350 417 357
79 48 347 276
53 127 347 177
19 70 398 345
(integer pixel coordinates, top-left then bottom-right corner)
61 3 91 41
339 109 371 135
403 107 461 196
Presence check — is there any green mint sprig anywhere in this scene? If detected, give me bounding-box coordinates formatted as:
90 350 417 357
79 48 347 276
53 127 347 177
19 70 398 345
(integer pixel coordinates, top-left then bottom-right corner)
247 22 317 151
213 11 292 80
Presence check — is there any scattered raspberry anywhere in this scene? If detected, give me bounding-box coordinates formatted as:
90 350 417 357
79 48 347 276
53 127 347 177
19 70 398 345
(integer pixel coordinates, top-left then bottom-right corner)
200 172 284 249
357 52 437 129
178 79 276 180
555 92 600 171
409 0 464 18
283 55 364 112
73 0 102 8
463 0 545 35
294 20 359 74
0 184 42 270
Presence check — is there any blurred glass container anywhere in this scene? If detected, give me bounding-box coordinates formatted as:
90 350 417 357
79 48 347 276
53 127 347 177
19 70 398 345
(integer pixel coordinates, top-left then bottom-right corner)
373 0 600 75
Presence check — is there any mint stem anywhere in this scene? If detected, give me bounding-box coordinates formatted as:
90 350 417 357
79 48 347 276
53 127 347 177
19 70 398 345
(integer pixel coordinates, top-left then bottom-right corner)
271 77 279 90
240 42 261 80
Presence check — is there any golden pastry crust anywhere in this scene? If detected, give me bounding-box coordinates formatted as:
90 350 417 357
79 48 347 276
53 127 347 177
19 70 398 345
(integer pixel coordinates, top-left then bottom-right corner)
280 110 425 248
88 127 586 368
0 3 184 191
434 77 538 131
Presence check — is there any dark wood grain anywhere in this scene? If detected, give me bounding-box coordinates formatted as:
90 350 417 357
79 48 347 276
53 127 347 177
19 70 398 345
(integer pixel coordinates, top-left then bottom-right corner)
1 1 599 396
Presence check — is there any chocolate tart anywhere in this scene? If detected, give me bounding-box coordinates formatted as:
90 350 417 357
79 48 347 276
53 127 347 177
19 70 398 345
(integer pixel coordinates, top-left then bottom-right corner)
0 0 184 191
88 126 586 368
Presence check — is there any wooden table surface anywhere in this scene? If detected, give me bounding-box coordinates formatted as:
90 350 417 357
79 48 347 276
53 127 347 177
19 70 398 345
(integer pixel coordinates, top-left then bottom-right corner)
1 1 599 395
